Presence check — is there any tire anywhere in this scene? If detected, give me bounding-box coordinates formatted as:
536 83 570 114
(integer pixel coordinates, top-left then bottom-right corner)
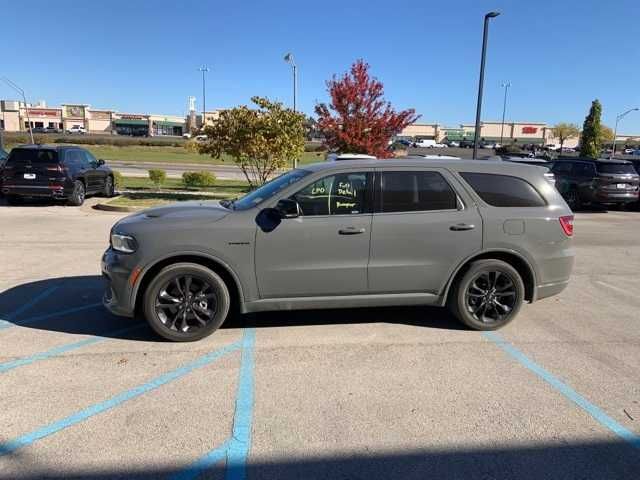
102 175 115 197
565 187 581 211
68 180 85 206
143 263 231 342
448 259 525 331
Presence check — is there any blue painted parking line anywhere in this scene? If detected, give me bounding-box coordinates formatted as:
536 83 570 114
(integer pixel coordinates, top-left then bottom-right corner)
0 284 61 329
170 328 257 480
0 302 102 331
484 331 640 450
0 339 242 457
0 324 144 374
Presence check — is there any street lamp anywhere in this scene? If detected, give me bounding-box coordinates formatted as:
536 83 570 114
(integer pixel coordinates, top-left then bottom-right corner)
500 81 511 145
1 76 34 144
611 107 639 158
198 65 210 129
473 11 500 160
283 53 297 113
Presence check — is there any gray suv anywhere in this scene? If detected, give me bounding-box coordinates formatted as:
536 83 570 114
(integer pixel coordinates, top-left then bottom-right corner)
102 159 575 341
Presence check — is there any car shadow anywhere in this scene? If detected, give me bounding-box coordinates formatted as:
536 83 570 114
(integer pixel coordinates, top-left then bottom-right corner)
3 439 639 480
0 276 465 341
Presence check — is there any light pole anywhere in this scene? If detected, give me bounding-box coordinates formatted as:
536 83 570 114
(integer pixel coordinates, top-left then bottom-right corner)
473 11 500 160
611 107 638 158
284 52 298 168
2 77 34 144
284 53 297 113
198 65 209 130
500 81 511 145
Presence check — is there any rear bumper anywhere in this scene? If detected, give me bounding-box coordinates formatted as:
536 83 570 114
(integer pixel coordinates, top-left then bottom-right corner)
1 184 70 198
535 279 570 301
592 190 638 204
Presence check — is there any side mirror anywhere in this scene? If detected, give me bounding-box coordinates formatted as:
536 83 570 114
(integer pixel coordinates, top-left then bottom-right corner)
98 159 105 166
275 198 300 218
255 208 282 233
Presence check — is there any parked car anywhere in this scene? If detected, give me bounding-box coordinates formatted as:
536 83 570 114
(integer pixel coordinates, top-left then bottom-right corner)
480 142 501 149
66 125 86 134
446 141 460 147
550 158 640 209
32 126 47 134
103 158 575 342
501 156 556 187
45 126 60 134
394 139 414 148
326 153 377 161
459 140 475 149
1 145 114 206
0 147 8 194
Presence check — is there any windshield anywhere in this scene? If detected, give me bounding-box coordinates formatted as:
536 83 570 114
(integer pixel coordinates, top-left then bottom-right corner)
596 163 637 175
7 149 59 164
230 169 312 210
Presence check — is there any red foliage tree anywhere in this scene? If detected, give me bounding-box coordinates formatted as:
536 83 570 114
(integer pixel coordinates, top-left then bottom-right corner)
315 59 420 158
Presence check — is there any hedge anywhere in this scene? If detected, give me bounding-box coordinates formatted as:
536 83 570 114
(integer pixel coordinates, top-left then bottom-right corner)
182 171 216 188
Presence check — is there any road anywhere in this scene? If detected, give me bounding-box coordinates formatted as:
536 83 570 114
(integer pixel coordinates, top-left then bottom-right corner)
0 201 639 479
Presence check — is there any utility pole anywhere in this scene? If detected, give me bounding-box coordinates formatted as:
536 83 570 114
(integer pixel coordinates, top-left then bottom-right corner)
473 11 500 159
198 65 209 130
284 53 299 168
2 77 34 144
611 107 638 159
500 81 511 145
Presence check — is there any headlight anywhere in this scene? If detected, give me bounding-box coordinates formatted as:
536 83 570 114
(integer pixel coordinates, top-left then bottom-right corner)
111 232 137 253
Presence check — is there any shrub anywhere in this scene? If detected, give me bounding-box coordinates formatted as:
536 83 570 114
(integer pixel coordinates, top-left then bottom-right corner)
182 171 216 188
148 169 167 188
112 170 124 191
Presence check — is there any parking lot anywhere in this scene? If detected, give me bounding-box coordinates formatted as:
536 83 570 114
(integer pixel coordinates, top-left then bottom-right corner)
1 201 640 479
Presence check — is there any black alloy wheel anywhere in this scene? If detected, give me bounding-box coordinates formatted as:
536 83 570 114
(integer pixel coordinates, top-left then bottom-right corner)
143 263 231 342
69 180 85 206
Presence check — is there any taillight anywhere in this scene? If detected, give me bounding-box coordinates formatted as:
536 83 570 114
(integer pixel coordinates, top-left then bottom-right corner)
46 164 64 173
559 215 574 237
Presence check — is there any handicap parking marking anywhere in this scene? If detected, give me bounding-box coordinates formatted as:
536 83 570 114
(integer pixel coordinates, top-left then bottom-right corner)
0 323 144 374
484 331 640 450
0 302 102 331
170 328 257 480
0 339 243 457
0 284 61 329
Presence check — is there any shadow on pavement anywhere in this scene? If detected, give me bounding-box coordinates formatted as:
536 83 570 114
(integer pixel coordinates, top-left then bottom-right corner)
1 275 465 340
3 439 639 479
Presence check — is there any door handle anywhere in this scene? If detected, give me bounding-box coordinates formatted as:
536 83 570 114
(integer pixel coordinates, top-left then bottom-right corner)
338 227 366 235
450 223 475 231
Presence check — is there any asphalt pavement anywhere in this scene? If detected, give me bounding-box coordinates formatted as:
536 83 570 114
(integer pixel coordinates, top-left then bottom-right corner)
0 201 639 479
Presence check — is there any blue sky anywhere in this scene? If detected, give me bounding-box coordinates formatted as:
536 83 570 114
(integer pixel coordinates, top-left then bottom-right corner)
3 0 640 132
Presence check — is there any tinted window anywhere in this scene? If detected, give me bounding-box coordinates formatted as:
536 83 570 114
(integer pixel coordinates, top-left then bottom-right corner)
7 149 58 164
552 162 573 174
596 163 637 175
460 172 546 207
293 172 369 216
65 150 87 168
380 171 457 213
572 163 596 176
83 150 98 167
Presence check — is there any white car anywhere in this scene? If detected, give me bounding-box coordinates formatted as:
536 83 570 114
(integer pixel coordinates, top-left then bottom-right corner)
326 153 377 162
66 125 86 134
624 148 635 154
414 139 447 148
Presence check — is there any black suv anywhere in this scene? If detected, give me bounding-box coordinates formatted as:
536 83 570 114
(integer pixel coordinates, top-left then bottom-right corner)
1 145 115 206
551 158 640 209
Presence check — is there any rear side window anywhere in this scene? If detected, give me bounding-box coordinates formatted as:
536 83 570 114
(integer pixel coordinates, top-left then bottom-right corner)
7 149 58 164
596 163 637 175
551 162 573 174
380 171 457 212
460 172 546 207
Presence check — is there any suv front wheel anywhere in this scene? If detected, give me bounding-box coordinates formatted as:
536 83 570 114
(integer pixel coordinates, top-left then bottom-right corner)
448 259 525 331
143 263 231 342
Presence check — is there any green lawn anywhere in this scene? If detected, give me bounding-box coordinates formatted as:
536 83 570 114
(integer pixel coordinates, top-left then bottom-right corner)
107 192 226 209
121 175 249 194
86 145 325 166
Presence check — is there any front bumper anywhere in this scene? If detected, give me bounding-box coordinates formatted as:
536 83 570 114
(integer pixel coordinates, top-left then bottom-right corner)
102 248 136 318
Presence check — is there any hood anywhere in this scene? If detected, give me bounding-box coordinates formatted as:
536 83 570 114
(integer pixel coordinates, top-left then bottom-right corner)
115 200 231 230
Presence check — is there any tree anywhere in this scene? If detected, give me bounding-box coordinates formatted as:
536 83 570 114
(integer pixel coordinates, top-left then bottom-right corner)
199 96 305 188
580 99 604 158
551 123 580 152
601 124 614 144
315 59 419 158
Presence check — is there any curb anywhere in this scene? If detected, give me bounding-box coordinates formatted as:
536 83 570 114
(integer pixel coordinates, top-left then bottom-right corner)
92 202 140 213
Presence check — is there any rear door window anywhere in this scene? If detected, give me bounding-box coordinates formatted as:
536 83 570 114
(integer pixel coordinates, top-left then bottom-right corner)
380 171 458 212
572 163 596 177
7 149 58 165
460 172 546 207
551 162 573 175
596 163 637 175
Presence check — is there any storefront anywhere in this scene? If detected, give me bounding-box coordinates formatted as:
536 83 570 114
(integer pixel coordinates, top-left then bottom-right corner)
150 116 185 136
113 115 149 136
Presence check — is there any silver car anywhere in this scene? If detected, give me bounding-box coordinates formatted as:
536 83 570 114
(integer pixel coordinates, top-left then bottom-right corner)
102 158 575 341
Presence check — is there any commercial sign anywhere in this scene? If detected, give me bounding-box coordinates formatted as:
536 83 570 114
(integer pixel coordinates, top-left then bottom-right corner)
91 110 111 120
27 109 60 118
64 105 86 119
522 126 538 134
119 114 147 120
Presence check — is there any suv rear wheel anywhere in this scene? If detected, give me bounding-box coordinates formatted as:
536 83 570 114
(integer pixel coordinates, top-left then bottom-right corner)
448 259 525 331
68 180 85 206
143 263 231 342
